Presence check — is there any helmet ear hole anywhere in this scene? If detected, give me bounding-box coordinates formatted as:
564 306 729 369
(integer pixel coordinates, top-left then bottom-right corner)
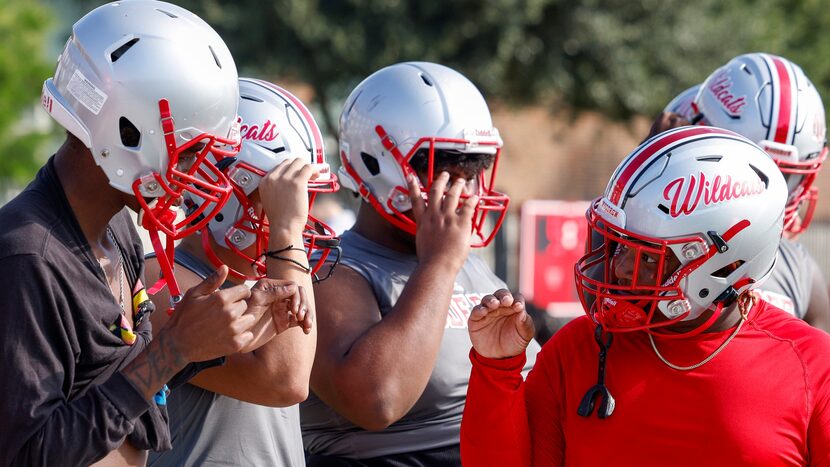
361 152 381 176
119 117 140 148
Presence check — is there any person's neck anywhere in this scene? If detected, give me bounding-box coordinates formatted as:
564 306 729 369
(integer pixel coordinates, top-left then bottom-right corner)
350 203 416 255
53 137 127 246
179 234 246 285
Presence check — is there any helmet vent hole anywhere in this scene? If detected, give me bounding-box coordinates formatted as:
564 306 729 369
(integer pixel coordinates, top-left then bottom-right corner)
711 260 745 278
209 45 222 69
270 146 287 155
695 155 722 162
119 117 140 148
420 74 434 87
657 204 669 214
361 152 381 176
748 163 769 188
110 38 139 63
214 157 237 171
241 95 264 103
740 64 752 75
156 9 178 18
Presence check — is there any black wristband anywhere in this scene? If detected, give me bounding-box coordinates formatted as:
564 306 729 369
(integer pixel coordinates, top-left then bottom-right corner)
263 245 311 273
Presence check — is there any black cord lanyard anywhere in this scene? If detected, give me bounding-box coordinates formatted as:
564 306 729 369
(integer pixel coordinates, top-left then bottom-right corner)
578 325 616 419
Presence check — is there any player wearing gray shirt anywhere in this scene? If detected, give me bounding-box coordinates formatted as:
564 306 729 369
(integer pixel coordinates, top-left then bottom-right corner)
757 238 829 329
147 248 306 467
302 232 540 460
306 62 539 466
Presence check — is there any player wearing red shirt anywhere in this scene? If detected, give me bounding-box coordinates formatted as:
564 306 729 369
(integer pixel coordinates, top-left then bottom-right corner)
461 127 830 466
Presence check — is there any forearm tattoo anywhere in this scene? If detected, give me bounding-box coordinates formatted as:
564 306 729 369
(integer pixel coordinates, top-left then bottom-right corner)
122 331 187 401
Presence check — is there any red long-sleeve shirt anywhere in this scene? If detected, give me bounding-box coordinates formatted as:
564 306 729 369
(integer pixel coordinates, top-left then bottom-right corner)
462 300 830 466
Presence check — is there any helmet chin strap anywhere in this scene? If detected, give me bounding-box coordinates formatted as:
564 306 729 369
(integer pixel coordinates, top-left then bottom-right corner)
139 202 183 315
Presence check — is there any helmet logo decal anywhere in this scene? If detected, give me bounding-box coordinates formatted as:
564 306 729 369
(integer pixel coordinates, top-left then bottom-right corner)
663 172 765 217
41 93 53 114
240 120 279 142
707 70 747 117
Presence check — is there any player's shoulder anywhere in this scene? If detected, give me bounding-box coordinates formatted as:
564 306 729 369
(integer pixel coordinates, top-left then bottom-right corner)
753 299 830 351
0 190 61 261
777 237 812 260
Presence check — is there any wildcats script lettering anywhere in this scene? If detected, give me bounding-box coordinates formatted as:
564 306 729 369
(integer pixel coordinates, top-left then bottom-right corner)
662 172 765 217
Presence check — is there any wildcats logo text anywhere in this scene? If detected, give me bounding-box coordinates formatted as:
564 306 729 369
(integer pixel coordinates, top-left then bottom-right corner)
240 120 280 142
708 70 747 117
662 172 765 217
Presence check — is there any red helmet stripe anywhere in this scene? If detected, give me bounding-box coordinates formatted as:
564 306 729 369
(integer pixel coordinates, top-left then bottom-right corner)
770 56 794 144
610 127 736 204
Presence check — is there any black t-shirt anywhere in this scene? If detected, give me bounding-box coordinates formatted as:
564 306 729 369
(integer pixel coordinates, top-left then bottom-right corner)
0 157 170 465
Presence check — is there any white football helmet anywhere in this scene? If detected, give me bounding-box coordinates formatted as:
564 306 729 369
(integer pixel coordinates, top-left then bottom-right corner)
41 0 241 240
663 85 701 122
190 78 340 281
693 53 827 236
575 126 787 337
338 62 508 247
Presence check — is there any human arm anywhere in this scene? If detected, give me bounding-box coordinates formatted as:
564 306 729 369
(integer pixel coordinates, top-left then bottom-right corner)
803 257 830 332
807 331 830 465
122 265 266 400
310 172 477 430
0 256 155 466
461 289 565 466
811 389 830 466
145 258 309 406
154 158 318 406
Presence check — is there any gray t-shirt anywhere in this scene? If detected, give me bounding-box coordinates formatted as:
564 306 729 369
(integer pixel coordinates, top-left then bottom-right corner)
301 231 540 459
148 249 305 467
756 238 815 320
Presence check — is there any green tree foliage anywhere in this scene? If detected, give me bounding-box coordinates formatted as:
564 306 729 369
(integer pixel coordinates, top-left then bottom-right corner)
54 0 830 142
743 0 830 102
0 0 54 187
171 0 550 136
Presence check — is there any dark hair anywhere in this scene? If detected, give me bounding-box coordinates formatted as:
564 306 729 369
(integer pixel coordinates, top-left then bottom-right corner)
408 148 495 179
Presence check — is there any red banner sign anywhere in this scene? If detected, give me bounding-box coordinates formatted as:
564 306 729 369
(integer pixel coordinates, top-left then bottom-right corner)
520 200 590 317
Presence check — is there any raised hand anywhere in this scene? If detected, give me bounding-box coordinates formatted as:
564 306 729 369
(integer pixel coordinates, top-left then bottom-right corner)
258 158 321 238
469 289 535 359
408 171 477 271
164 265 260 362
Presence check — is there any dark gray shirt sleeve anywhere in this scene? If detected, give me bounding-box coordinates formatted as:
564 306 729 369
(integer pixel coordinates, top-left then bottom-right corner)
0 255 151 466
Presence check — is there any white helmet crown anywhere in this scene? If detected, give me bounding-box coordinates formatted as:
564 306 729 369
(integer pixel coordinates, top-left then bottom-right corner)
338 61 508 247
